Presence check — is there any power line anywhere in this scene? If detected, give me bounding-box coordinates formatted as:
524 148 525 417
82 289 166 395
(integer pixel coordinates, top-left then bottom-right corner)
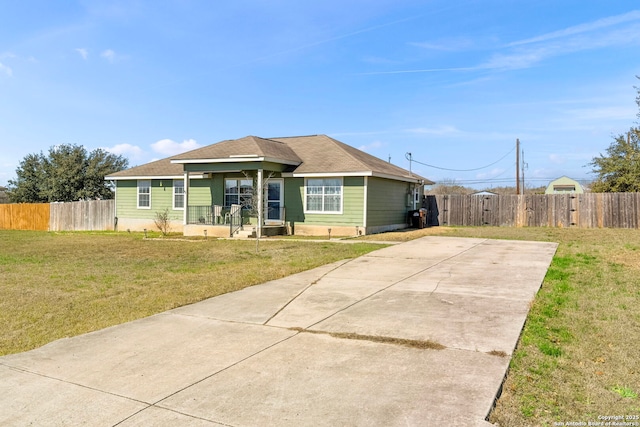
405 145 515 172
433 177 569 185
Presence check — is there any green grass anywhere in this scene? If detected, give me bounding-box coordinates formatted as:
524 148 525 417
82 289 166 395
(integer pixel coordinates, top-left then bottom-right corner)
0 230 384 356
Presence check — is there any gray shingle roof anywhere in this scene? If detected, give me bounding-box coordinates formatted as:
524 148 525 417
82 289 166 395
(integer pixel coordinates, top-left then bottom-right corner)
271 135 431 182
107 134 433 184
171 135 302 164
105 157 184 179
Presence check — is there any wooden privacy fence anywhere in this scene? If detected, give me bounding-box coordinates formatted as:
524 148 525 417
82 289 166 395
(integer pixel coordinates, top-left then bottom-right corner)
423 193 640 229
49 200 116 231
0 200 115 231
0 203 50 231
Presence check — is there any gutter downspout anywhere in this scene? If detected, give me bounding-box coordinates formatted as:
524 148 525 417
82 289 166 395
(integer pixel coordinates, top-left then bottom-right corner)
362 176 368 235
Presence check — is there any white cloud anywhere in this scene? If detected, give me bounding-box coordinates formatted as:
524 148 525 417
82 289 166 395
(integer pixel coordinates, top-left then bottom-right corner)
151 139 201 156
406 125 462 136
563 106 636 122
105 143 144 158
482 12 640 71
364 11 640 76
0 62 12 77
75 48 88 60
410 37 473 51
508 10 640 47
479 49 548 71
548 154 566 164
358 140 384 152
475 168 506 180
101 49 116 63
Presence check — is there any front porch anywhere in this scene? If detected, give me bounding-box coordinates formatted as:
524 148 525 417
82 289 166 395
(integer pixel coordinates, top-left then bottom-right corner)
185 205 287 238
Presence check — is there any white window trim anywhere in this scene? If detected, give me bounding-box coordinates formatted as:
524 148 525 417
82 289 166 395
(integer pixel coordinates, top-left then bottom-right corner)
304 177 343 214
173 179 185 210
137 180 151 209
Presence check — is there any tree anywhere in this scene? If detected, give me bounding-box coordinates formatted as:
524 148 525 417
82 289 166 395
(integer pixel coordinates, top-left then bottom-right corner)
7 144 128 202
425 179 472 195
589 79 640 193
589 129 640 192
0 186 10 204
7 153 46 203
241 171 276 252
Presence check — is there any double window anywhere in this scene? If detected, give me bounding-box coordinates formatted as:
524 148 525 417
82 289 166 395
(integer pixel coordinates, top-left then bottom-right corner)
305 178 342 213
137 180 151 209
225 179 253 208
173 180 185 209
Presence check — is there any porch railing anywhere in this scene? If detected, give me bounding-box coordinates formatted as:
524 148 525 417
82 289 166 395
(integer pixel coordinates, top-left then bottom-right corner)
188 205 229 225
228 204 242 236
187 205 285 235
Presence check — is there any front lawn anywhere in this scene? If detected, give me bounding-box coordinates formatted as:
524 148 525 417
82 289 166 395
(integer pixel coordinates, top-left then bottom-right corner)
0 231 383 356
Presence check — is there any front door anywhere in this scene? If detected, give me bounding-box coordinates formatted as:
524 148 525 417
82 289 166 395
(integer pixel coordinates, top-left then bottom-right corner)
265 179 284 224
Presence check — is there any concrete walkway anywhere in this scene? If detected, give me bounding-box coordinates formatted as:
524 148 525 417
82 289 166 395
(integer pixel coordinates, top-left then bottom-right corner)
0 236 557 426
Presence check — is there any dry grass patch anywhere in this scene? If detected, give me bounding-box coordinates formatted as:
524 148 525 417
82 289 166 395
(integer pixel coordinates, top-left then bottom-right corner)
0 231 384 356
354 226 453 242
289 328 445 350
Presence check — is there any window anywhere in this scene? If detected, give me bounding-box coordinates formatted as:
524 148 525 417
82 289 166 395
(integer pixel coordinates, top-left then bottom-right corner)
553 185 576 193
305 178 342 213
173 180 185 209
225 178 253 208
137 180 151 209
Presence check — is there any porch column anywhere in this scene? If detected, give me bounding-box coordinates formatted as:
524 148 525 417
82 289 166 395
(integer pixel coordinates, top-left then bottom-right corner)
183 171 189 225
257 168 263 237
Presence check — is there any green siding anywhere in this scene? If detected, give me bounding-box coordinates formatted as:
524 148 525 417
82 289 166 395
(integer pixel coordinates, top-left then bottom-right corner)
115 180 138 218
116 175 409 229
116 172 287 221
189 179 214 206
284 176 364 226
116 179 185 221
284 178 305 222
366 177 411 227
545 176 584 194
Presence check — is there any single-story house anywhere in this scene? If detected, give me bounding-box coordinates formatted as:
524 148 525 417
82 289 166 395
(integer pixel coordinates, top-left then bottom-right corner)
544 176 584 194
105 134 433 237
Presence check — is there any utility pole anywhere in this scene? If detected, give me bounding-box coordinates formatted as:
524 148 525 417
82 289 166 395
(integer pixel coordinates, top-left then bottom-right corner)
516 139 520 195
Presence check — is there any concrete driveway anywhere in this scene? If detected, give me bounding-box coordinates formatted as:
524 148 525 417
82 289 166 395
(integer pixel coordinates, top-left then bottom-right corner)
0 236 557 426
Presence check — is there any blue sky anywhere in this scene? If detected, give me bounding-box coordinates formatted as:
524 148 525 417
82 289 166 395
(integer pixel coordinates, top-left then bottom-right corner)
1 1 639 189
